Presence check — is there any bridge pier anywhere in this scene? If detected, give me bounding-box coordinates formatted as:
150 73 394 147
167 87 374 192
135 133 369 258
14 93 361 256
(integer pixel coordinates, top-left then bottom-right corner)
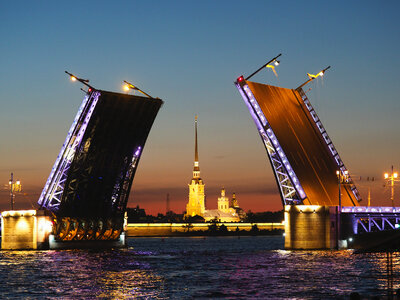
1 210 127 250
1 210 53 250
284 205 346 250
285 205 400 250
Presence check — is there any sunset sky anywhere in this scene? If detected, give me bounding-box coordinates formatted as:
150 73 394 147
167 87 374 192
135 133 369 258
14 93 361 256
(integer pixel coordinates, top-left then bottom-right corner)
1 1 399 214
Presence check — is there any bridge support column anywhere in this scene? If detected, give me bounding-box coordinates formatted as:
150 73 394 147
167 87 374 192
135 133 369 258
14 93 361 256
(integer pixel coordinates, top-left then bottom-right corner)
1 210 52 250
285 205 341 249
1 210 128 250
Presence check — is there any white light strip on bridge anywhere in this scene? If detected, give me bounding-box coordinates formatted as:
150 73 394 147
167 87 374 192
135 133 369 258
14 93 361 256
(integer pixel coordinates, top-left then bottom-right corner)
236 81 306 203
38 93 91 206
111 146 142 208
38 91 100 210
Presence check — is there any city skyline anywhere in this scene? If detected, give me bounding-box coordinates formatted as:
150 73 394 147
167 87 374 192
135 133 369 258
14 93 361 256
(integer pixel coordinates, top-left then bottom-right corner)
1 1 400 214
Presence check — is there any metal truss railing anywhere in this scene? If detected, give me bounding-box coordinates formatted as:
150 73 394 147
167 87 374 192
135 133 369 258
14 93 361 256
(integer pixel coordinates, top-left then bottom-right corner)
342 206 400 213
236 81 305 205
260 130 301 203
355 216 400 233
111 147 142 214
296 88 362 203
343 206 400 234
38 91 100 211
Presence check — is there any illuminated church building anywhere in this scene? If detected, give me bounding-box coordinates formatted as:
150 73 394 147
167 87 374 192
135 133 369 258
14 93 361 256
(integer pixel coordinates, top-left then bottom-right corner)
186 116 205 217
185 116 245 222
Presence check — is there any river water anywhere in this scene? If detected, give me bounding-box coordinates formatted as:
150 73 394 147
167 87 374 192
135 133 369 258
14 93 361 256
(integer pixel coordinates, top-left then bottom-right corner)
0 236 398 299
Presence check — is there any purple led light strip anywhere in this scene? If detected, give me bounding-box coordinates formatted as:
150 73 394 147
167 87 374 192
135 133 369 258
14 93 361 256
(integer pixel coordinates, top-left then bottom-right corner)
236 82 306 204
111 146 142 211
341 206 400 213
297 88 361 202
341 206 400 234
38 91 100 210
38 94 90 206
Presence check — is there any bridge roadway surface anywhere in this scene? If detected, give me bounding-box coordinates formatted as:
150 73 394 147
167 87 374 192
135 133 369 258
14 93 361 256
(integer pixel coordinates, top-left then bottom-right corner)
247 81 358 206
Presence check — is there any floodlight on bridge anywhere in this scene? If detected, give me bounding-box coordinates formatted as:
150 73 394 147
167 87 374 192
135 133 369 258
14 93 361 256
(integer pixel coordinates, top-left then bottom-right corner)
245 53 282 81
297 66 331 89
65 71 93 91
123 80 153 98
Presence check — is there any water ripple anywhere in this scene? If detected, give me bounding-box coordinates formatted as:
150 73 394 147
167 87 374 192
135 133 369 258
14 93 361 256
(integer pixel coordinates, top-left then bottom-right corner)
0 236 398 299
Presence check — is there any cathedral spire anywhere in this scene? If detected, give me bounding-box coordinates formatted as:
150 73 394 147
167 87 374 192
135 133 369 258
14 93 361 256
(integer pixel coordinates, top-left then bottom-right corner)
195 115 199 163
193 115 200 178
186 115 205 218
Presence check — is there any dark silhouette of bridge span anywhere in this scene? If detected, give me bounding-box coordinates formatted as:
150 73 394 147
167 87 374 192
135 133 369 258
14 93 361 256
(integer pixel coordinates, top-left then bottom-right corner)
38 89 163 243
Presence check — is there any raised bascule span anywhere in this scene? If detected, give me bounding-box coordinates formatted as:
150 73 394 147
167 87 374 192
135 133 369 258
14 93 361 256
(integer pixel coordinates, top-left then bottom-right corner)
234 59 400 250
235 77 361 207
38 88 163 244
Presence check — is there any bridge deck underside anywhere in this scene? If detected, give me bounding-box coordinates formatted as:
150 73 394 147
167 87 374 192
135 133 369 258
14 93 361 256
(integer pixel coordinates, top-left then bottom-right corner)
59 91 162 219
247 81 357 206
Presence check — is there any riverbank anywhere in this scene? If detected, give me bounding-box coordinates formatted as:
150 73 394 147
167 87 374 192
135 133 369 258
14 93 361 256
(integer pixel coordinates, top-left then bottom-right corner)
126 222 284 237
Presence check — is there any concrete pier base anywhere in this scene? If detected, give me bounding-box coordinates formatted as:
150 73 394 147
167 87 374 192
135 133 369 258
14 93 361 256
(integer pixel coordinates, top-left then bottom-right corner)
1 210 126 250
1 210 52 250
284 205 339 250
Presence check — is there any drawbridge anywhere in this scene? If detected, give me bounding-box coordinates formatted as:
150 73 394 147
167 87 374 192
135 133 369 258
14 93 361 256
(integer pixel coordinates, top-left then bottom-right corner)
38 84 163 242
235 74 361 207
234 57 400 249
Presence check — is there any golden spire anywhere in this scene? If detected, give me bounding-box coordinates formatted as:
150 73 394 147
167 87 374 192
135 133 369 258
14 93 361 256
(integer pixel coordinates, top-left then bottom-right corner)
193 115 200 178
195 115 198 164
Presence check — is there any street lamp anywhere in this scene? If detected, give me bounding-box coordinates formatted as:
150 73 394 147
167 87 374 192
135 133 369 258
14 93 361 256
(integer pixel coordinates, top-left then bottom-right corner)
266 59 280 78
245 53 282 81
336 170 349 212
384 166 398 207
297 66 331 90
9 172 22 210
122 80 153 98
65 71 93 92
336 169 349 249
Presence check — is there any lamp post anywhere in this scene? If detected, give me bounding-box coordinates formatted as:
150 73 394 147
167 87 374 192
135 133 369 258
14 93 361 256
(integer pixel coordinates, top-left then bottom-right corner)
336 170 349 212
384 166 398 207
65 71 93 93
336 170 349 249
122 80 153 98
297 66 331 90
9 172 22 210
245 53 282 81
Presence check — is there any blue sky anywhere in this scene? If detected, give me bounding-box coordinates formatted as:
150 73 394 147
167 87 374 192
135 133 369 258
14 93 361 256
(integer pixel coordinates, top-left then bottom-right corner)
1 1 399 213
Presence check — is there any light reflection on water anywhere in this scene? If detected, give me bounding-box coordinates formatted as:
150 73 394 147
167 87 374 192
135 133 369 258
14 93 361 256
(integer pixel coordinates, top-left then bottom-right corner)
0 236 398 299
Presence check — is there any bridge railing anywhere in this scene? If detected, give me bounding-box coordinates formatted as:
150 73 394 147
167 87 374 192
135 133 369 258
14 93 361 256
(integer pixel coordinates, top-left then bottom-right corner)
342 206 400 234
342 206 400 213
296 88 362 204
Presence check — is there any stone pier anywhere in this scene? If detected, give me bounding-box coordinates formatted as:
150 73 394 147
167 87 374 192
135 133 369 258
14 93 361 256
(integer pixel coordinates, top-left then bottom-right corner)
1 210 53 250
284 205 341 250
